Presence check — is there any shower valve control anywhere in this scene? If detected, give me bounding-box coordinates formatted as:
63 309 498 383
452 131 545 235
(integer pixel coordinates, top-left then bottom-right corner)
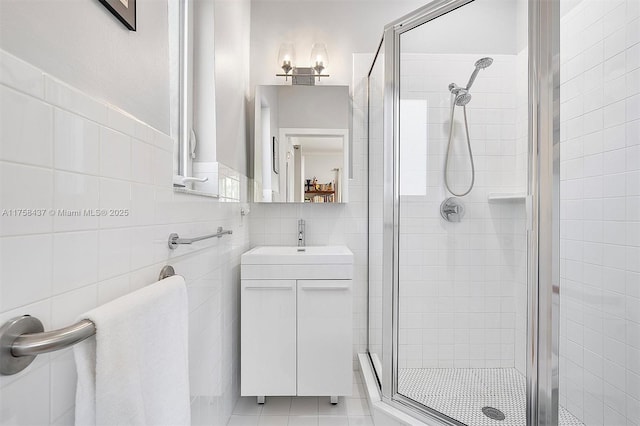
440 197 465 222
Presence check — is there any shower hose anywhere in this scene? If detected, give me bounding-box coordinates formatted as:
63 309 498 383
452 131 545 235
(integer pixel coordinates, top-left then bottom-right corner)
444 95 475 197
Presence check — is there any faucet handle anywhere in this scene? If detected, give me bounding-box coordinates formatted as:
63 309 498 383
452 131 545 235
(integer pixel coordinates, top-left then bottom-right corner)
440 197 465 222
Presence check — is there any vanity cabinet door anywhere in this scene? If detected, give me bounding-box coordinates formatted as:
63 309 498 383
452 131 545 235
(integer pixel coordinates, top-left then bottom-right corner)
241 280 296 396
297 280 352 396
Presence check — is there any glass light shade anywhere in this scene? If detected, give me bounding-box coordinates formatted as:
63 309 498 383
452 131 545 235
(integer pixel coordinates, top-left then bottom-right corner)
310 43 329 73
277 42 296 73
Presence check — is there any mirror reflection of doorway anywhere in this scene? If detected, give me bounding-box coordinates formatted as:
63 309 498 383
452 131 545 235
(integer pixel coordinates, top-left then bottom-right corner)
290 136 344 203
277 128 349 203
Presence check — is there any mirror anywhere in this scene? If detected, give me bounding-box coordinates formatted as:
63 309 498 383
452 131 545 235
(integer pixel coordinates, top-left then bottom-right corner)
253 85 350 203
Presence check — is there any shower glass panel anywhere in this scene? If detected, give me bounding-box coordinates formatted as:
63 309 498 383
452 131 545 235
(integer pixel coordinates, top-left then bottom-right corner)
394 1 533 424
368 39 385 383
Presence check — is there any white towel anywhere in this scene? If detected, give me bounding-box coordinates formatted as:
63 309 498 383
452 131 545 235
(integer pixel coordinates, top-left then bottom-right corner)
73 275 191 426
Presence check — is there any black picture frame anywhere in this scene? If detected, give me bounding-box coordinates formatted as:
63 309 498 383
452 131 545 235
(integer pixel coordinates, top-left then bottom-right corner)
272 137 279 174
99 0 136 31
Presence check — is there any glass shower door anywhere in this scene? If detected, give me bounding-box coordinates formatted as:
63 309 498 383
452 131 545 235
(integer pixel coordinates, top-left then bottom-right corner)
368 39 385 383
391 0 532 424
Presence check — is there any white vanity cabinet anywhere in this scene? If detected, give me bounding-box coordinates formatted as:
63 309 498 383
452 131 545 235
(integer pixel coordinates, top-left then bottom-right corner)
240 246 353 401
240 279 297 395
296 279 352 396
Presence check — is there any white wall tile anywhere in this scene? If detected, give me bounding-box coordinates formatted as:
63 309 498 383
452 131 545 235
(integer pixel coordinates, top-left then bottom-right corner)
0 50 44 98
153 148 173 187
560 2 640 424
53 171 99 232
0 162 53 236
52 231 98 295
0 85 52 167
0 52 250 426
98 228 131 281
0 364 50 425
0 234 52 311
98 178 131 229
99 128 131 180
131 139 154 185
44 76 107 125
53 109 99 175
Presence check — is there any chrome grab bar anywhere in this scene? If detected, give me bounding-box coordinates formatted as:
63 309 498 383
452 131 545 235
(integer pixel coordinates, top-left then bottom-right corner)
12 319 96 357
168 226 232 249
0 265 176 376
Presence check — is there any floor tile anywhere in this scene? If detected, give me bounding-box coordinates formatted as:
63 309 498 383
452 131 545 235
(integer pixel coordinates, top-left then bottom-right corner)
227 415 260 426
258 415 289 426
233 396 263 416
345 399 370 416
319 415 350 426
261 396 292 416
318 397 347 415
288 416 319 426
351 382 366 399
347 416 374 426
290 397 319 416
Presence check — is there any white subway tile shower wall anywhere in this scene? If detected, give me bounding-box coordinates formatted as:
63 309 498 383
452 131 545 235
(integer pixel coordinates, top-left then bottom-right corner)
397 54 528 370
0 49 249 426
559 1 640 425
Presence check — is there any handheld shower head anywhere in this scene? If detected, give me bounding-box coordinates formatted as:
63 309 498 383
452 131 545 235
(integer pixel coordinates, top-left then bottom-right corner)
474 57 493 69
465 56 493 90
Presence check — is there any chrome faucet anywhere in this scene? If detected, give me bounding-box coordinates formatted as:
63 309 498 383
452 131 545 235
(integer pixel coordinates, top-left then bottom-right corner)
297 219 305 247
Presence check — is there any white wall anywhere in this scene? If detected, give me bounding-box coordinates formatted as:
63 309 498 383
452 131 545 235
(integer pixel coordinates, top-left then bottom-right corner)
304 152 342 184
249 0 427 87
250 0 519 90
0 0 171 134
214 0 251 175
559 0 640 424
277 85 350 129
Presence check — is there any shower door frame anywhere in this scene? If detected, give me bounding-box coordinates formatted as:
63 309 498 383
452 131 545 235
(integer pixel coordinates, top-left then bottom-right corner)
375 0 561 424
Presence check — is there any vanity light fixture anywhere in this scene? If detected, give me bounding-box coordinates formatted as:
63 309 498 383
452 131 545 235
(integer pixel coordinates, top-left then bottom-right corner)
310 43 329 75
276 42 330 85
277 42 296 76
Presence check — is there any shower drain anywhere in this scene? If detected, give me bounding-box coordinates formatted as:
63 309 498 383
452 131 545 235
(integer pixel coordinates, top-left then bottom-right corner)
482 406 506 421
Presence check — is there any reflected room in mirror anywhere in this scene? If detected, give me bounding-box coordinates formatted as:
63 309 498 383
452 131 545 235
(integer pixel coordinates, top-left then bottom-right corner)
253 85 350 203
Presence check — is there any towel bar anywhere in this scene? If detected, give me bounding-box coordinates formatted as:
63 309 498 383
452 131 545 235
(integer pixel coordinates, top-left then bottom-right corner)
168 226 232 249
0 265 176 376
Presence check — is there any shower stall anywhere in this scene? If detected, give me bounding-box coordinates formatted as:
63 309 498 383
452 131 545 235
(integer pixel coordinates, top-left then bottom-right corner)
366 0 639 425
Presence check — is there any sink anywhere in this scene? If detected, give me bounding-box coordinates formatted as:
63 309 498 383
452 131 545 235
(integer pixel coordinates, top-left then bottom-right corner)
242 245 353 265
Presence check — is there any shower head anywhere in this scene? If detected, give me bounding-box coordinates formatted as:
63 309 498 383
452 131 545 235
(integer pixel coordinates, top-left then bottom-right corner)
474 57 493 69
455 92 472 106
449 84 472 106
465 56 494 90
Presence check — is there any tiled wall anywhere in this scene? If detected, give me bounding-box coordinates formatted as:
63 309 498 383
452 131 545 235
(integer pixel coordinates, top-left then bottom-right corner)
559 0 640 424
396 53 528 369
0 50 249 426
